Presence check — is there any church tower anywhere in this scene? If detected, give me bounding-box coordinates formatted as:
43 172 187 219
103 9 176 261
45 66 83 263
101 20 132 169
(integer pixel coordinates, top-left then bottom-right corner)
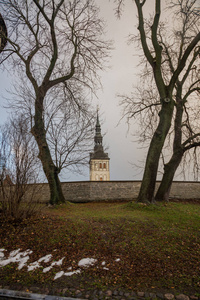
89 110 110 181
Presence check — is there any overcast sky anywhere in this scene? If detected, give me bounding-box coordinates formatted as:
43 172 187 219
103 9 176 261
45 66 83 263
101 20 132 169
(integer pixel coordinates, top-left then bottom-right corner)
86 0 148 181
67 0 147 181
0 1 168 182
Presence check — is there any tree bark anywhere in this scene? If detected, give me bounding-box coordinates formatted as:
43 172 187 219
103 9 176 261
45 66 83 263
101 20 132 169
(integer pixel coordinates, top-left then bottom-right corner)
31 94 65 205
155 150 183 202
135 1 200 204
137 99 174 203
155 91 184 202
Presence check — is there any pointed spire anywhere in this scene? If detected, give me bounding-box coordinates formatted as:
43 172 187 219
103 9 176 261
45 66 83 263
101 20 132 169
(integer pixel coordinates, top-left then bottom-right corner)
95 106 101 138
95 106 102 148
90 107 109 160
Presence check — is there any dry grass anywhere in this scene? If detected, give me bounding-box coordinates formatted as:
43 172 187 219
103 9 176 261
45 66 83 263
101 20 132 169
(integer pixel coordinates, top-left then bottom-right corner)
0 201 200 296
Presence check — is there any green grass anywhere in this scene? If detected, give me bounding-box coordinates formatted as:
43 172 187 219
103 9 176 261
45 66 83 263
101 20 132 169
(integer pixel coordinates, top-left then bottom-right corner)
0 201 200 296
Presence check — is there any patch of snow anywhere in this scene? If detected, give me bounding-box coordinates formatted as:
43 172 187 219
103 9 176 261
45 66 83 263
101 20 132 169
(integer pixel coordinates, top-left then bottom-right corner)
28 254 53 271
78 258 97 268
0 249 5 258
18 250 33 270
1 249 100 281
103 267 109 270
10 249 21 257
38 254 52 263
0 249 33 270
54 271 64 280
43 266 51 273
64 269 81 277
43 266 52 273
55 257 65 266
115 258 120 262
54 269 81 280
27 261 40 271
43 257 65 273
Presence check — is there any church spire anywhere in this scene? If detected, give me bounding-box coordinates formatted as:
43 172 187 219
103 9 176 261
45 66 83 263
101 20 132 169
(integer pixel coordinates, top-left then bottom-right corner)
94 107 103 150
90 107 109 160
89 107 110 181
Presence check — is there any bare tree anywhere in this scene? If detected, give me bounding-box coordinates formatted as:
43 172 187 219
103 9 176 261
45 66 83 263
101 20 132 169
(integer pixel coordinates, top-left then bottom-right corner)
121 68 200 201
0 115 42 221
45 89 95 176
155 80 200 200
8 76 95 180
117 0 200 203
0 0 111 205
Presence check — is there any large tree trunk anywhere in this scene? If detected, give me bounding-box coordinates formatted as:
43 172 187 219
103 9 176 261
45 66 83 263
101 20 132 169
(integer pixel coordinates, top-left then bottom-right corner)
155 151 183 202
155 95 184 202
137 100 174 203
31 95 65 205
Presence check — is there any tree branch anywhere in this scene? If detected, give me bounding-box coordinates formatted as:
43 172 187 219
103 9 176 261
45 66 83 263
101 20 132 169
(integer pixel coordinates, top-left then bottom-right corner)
169 31 200 92
181 46 200 86
134 0 154 66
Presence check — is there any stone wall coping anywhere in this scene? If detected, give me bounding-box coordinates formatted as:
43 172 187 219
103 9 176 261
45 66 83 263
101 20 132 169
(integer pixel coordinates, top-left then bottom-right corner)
27 180 200 185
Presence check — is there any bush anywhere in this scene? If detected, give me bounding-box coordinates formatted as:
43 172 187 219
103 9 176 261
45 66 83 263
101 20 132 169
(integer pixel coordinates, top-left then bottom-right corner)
0 115 42 221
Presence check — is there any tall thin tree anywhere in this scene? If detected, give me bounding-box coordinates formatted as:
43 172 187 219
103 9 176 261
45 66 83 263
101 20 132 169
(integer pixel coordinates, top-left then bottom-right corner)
0 0 111 204
117 0 200 203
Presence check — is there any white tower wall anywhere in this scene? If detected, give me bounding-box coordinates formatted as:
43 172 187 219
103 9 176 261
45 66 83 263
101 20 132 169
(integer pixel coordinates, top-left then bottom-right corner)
90 159 110 181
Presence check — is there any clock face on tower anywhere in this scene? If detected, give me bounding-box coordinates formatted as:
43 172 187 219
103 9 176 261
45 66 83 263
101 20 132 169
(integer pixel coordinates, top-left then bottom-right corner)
0 14 7 53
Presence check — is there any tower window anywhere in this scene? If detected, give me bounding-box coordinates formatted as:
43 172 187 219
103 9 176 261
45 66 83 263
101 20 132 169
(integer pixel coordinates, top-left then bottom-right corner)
99 163 102 169
103 163 106 169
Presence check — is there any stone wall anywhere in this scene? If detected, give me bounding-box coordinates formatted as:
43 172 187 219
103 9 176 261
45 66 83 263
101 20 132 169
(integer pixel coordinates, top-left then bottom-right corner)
27 181 200 203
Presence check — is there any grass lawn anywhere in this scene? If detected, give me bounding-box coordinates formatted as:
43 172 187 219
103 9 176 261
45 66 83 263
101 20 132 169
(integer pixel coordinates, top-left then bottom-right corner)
0 201 200 297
